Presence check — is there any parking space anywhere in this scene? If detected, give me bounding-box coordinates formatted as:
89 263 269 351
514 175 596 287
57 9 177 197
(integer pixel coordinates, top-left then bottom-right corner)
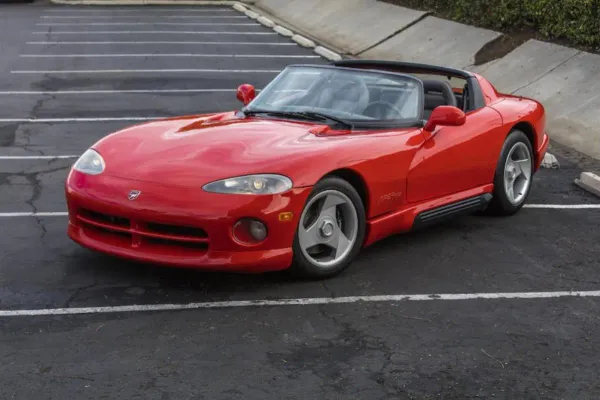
1 2 600 398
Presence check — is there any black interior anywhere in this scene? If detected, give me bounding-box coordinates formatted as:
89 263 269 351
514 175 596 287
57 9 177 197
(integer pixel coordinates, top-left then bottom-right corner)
422 79 464 119
268 70 472 122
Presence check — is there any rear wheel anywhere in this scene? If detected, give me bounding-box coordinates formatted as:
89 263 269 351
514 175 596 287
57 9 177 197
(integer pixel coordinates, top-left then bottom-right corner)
290 176 366 279
486 129 534 215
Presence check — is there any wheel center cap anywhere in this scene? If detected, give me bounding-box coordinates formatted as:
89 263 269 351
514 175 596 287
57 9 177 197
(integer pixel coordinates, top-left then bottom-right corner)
319 219 335 238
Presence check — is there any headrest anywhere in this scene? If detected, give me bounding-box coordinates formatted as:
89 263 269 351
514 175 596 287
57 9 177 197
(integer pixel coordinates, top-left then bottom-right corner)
422 79 457 107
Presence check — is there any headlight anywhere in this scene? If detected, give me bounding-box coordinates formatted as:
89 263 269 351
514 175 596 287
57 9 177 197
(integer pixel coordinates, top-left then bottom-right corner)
202 174 292 195
72 149 105 175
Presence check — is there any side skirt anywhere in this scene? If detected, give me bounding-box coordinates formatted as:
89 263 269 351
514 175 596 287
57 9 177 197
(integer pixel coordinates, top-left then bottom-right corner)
411 193 493 230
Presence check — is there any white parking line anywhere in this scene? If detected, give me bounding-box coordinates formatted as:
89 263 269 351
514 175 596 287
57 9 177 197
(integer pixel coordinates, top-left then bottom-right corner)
0 89 245 94
0 117 166 122
0 155 77 160
41 15 242 18
27 41 297 45
0 212 69 217
37 23 260 26
0 204 598 217
523 204 600 209
33 31 277 35
20 54 318 59
42 8 234 12
2 290 600 317
11 69 280 74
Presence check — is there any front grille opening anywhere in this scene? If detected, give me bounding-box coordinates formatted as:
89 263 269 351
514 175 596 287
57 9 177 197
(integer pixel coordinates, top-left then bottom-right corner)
145 237 209 250
80 208 130 228
83 223 132 238
146 222 208 238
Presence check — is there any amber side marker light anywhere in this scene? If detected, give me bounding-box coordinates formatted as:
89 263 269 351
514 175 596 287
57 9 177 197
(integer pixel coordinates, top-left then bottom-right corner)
279 212 294 222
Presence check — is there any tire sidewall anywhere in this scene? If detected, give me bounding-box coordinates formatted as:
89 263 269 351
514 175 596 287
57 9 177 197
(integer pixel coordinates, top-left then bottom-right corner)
492 130 534 214
291 176 366 279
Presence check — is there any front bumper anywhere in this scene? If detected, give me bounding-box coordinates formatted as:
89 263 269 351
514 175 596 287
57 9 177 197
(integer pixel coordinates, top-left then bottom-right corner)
65 170 312 272
535 131 550 171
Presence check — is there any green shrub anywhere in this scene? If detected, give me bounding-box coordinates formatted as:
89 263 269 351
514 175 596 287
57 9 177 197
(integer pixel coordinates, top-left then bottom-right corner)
523 0 600 46
383 0 600 47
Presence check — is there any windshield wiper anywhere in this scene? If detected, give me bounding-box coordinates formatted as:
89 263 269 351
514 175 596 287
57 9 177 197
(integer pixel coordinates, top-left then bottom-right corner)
243 109 353 129
296 111 353 129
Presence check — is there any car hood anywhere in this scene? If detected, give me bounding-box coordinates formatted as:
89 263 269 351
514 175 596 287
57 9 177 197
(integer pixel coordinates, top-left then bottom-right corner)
93 112 354 188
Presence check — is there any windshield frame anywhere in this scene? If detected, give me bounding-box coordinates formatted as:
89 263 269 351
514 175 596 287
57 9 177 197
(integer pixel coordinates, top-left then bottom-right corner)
243 64 425 129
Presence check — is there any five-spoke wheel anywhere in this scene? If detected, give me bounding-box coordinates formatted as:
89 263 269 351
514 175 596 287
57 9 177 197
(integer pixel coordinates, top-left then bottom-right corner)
503 141 533 205
292 176 365 278
488 129 534 215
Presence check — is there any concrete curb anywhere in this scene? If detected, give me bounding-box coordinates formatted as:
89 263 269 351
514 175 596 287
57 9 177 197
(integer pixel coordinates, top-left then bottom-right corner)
232 2 247 12
51 0 240 4
574 172 600 198
314 46 342 61
50 0 345 63
257 16 275 28
291 34 315 48
235 3 341 60
273 25 293 37
244 9 259 19
541 152 560 169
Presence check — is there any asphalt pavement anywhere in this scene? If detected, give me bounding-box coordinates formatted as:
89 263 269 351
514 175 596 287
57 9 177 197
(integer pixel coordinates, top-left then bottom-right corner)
1 2 600 399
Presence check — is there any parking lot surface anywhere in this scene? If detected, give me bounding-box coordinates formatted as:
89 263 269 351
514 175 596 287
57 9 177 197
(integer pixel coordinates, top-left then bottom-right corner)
1 2 600 399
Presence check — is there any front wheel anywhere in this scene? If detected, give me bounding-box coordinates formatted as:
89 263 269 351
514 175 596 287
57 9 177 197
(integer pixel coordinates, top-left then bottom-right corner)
290 176 366 279
487 129 534 215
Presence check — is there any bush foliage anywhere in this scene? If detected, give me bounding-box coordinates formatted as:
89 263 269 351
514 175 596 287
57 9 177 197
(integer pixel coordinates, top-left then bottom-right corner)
383 0 600 47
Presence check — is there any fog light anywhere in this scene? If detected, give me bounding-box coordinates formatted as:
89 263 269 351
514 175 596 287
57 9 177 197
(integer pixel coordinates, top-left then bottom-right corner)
249 220 267 241
233 218 268 245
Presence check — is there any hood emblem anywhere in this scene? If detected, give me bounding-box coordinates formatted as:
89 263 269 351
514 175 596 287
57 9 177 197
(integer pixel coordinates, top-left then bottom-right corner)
128 190 141 200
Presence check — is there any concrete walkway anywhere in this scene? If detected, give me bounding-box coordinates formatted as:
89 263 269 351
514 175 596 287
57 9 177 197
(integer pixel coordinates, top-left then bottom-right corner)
247 0 600 163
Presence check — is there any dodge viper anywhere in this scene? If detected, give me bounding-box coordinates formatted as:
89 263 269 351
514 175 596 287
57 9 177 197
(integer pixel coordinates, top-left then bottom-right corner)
65 60 549 278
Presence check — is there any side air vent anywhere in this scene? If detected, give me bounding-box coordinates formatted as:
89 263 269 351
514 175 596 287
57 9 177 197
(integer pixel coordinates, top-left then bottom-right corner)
412 193 493 229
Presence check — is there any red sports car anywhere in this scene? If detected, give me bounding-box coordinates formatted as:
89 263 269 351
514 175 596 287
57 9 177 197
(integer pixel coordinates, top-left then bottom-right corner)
65 60 549 278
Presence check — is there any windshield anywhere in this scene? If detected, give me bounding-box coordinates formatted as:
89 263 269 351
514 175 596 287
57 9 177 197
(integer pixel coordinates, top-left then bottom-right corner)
245 65 423 125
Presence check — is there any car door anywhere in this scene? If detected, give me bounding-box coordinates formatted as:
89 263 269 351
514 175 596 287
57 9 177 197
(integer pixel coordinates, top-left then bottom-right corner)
405 105 505 204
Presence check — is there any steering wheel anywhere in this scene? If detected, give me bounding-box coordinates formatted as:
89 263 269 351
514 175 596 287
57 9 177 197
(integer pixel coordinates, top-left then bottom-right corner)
363 100 405 119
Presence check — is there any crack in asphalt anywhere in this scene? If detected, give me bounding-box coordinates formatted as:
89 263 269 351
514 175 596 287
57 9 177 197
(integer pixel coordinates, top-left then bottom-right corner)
321 282 336 298
64 281 100 308
0 123 18 147
23 172 45 239
20 125 45 156
313 305 410 397
0 163 71 239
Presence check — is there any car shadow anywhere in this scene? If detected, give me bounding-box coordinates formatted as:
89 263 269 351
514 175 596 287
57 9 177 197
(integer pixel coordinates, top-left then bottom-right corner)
60 214 493 308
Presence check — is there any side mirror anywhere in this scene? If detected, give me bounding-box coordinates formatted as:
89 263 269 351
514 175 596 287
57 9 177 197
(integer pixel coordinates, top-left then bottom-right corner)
423 105 466 132
236 84 256 105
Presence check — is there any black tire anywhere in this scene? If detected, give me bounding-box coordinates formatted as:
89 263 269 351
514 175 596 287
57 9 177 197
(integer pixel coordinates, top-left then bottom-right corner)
290 176 366 279
486 129 534 216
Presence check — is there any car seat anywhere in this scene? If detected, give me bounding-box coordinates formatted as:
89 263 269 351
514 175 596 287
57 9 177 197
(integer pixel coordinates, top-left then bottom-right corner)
422 80 457 120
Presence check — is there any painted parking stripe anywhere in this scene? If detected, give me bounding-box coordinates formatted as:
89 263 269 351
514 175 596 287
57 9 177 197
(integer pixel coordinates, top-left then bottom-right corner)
33 31 277 35
0 117 167 122
523 204 600 209
20 54 319 58
37 23 259 26
2 290 600 317
11 69 280 74
0 89 248 94
0 155 78 160
0 212 69 217
41 15 242 18
27 41 297 45
42 8 235 12
0 204 598 217
41 16 246 19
